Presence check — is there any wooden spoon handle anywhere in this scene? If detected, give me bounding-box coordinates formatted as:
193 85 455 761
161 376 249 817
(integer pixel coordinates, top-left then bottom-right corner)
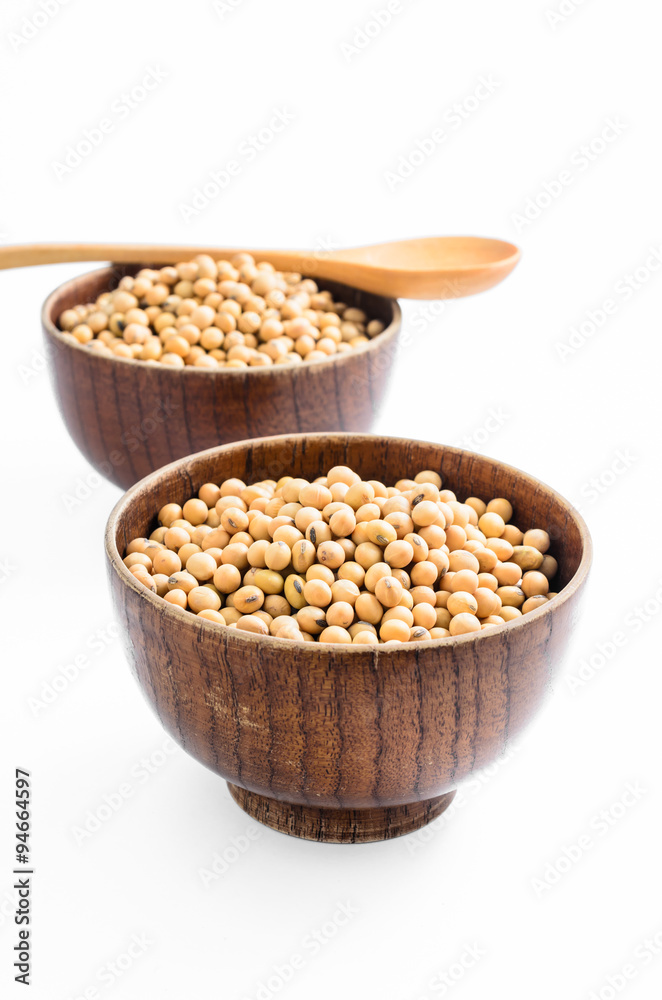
0 243 318 272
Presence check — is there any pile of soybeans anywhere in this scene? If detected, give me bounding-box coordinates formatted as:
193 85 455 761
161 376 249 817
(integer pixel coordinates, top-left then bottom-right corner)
57 253 385 368
122 465 558 645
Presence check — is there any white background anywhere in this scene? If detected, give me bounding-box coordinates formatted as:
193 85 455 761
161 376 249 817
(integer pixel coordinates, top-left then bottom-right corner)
1 1 661 998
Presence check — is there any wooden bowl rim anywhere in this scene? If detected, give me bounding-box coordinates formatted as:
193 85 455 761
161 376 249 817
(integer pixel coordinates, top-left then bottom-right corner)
105 432 593 653
42 266 402 378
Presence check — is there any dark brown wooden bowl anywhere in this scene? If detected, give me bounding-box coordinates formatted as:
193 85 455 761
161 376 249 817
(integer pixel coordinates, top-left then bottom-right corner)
42 267 401 490
105 433 592 844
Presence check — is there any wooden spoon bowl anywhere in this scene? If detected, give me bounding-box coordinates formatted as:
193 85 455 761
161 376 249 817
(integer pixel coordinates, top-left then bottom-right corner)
106 433 592 844
42 266 401 489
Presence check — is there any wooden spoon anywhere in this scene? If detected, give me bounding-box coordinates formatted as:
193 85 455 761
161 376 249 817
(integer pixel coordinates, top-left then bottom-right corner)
0 236 520 299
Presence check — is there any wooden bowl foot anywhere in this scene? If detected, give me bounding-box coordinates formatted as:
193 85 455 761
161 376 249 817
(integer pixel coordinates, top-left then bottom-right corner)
227 783 456 844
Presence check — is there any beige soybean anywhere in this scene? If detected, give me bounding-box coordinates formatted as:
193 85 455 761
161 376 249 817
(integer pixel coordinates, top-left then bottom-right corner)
447 591 478 617
523 529 550 553
353 630 379 645
188 587 222 613
186 552 217 582
233 585 264 613
236 614 269 635
449 613 481 636
319 626 352 644
374 575 404 608
511 545 544 571
325 603 355 628
521 571 550 597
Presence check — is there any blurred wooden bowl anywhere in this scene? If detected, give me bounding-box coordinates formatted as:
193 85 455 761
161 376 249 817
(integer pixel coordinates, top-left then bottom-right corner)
105 433 592 843
43 266 401 489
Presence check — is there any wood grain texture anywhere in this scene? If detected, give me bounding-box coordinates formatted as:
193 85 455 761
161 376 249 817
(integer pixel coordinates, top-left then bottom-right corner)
105 433 592 842
227 783 457 844
42 267 401 489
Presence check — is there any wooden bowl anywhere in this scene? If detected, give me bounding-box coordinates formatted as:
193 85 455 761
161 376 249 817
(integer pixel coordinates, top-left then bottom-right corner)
42 267 401 490
105 433 592 844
